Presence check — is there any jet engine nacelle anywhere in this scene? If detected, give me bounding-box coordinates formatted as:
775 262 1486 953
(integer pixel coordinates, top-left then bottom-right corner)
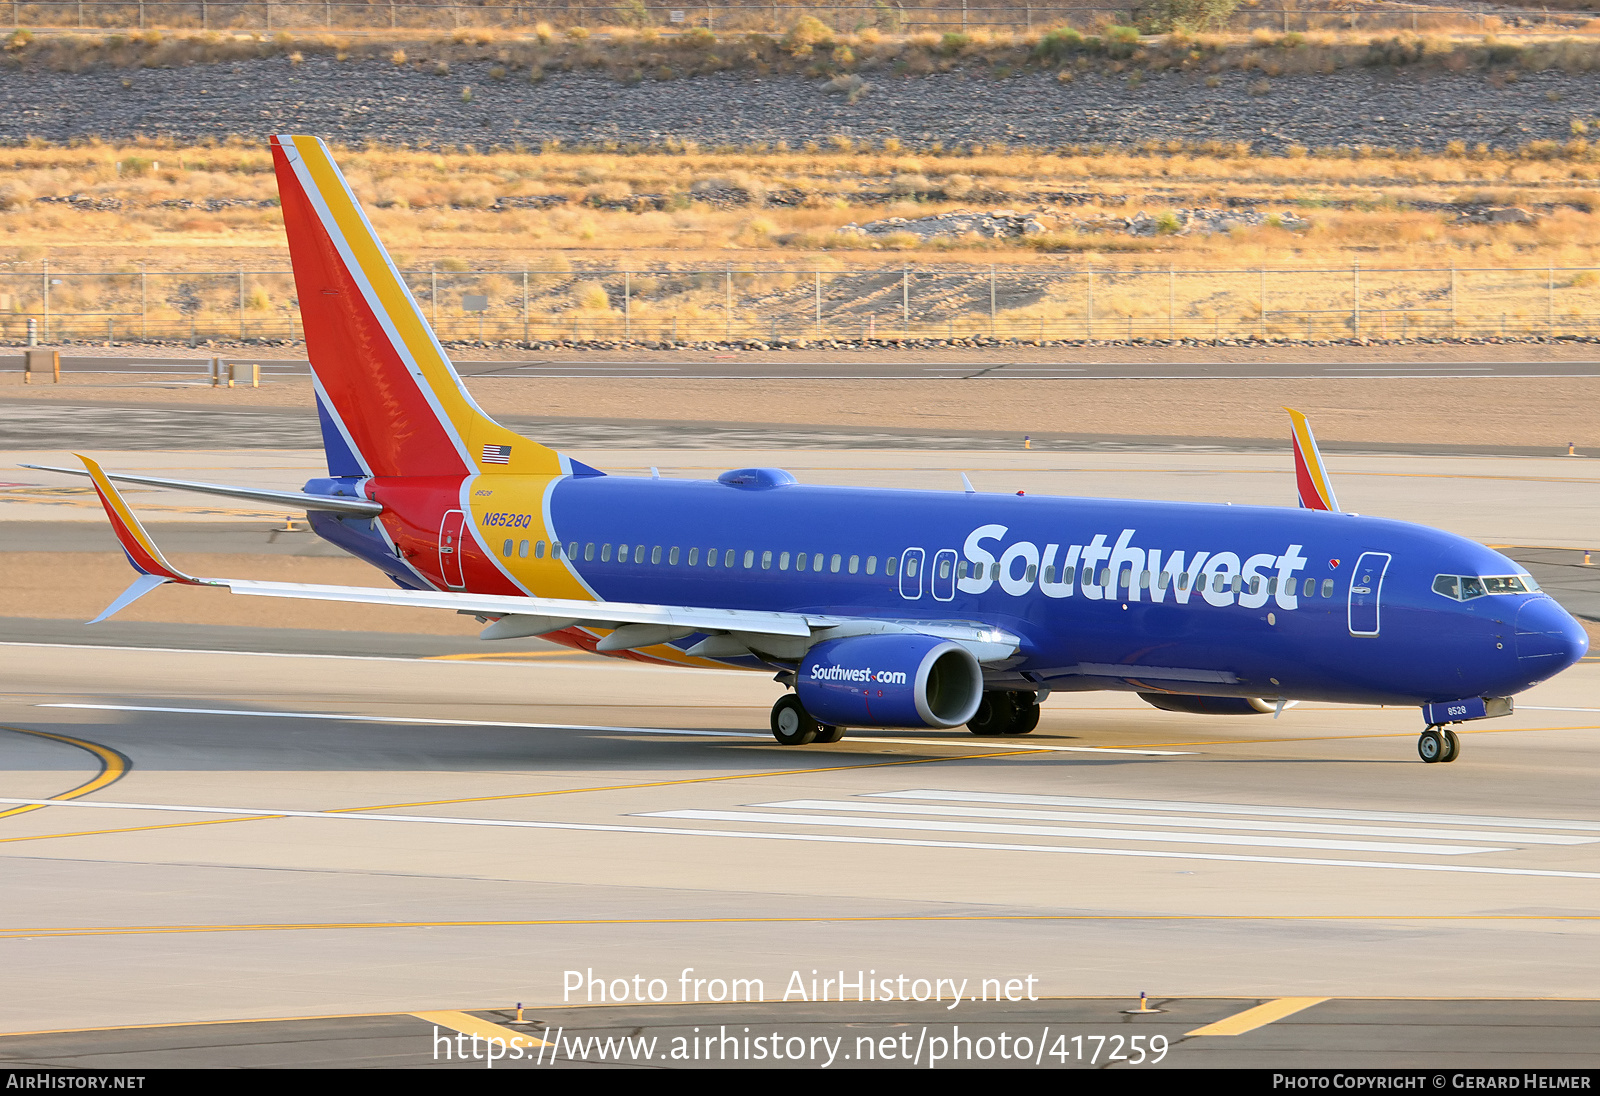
798 635 984 729
1138 693 1291 715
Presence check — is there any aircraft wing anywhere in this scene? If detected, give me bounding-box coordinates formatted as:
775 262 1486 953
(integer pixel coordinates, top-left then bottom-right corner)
76 455 1019 662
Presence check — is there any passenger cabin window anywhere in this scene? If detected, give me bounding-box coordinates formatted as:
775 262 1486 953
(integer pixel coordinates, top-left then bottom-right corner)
601 544 613 562
519 540 530 558
866 557 877 575
830 554 842 573
744 550 755 569
567 542 578 559
1303 577 1314 598
502 539 513 557
762 550 773 570
652 546 662 565
849 555 860 575
795 552 807 571
615 544 626 563
813 554 825 573
669 547 680 565
688 548 699 566
535 540 546 559
886 556 898 577
1321 578 1334 598
779 552 790 571
635 544 645 563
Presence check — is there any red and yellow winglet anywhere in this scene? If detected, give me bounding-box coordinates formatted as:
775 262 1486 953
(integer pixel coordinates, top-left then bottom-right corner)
78 454 212 622
1284 408 1340 513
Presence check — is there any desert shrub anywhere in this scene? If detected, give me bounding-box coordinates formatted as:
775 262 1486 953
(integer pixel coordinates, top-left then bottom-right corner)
1132 0 1240 33
1034 26 1084 62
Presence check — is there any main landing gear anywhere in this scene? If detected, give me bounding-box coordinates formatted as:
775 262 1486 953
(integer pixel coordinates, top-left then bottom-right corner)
770 694 844 746
967 691 1041 736
1418 725 1461 764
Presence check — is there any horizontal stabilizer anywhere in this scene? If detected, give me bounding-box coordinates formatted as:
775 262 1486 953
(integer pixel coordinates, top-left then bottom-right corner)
22 464 382 516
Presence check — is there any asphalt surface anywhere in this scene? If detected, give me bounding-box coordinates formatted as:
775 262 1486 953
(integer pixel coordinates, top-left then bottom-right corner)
24 353 1600 381
6 999 1600 1069
0 400 1589 456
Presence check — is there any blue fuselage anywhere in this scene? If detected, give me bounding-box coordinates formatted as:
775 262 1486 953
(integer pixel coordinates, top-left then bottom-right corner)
311 471 1588 707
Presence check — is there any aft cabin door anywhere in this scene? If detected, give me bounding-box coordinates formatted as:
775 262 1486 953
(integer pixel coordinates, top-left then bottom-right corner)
1347 551 1391 637
438 510 468 589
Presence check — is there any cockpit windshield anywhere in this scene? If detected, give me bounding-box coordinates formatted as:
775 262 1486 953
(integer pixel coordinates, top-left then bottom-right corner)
1433 573 1539 601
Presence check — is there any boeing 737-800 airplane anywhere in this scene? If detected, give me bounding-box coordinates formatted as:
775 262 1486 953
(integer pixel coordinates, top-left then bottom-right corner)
47 135 1588 764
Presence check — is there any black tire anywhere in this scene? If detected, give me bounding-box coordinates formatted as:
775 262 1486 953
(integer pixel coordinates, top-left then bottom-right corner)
1010 696 1042 735
813 724 846 744
1418 728 1445 764
1440 728 1460 763
968 691 1018 736
771 694 819 746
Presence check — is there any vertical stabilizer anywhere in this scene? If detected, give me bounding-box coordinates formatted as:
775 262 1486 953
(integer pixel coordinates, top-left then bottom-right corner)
271 135 567 479
1285 407 1340 512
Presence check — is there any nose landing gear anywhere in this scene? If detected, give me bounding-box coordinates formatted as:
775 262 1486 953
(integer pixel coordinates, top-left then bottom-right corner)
1418 725 1460 764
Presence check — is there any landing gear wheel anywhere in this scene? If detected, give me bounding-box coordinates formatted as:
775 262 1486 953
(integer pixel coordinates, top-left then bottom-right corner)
813 724 846 744
968 691 1019 736
1418 728 1445 764
1009 695 1042 735
771 694 819 746
1440 728 1460 763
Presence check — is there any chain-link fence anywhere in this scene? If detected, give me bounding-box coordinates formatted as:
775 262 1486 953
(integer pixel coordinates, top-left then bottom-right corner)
3 263 1598 345
3 2 1593 35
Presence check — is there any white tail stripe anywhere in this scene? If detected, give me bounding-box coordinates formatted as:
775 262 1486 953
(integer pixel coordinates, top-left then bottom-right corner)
276 136 477 471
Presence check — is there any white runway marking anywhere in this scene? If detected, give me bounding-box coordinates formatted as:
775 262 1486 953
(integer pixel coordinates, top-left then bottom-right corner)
34 703 1189 755
751 798 1596 846
873 789 1600 834
2 795 1597 879
644 809 1506 856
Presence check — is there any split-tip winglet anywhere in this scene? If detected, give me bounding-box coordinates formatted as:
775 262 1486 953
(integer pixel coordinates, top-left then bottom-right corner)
76 453 200 622
1283 408 1340 513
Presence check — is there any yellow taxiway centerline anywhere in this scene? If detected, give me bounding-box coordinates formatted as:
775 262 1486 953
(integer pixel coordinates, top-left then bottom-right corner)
412 1010 545 1047
1186 996 1331 1036
0 726 131 820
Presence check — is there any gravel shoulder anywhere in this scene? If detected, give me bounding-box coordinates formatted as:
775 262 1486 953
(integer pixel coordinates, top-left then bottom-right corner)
1 58 1590 151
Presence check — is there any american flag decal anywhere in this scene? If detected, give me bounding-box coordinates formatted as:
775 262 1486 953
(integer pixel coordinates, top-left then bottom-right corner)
482 444 512 465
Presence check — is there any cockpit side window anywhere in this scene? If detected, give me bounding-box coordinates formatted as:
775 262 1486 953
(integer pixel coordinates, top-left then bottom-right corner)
1432 575 1460 600
1458 576 1486 599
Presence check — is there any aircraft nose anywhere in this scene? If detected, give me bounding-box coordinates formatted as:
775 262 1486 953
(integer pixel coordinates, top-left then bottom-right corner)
1515 597 1589 677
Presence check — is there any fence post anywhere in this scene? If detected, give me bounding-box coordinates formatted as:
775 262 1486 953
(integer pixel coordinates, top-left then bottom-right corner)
814 270 822 337
1449 265 1456 336
1168 266 1175 340
1259 266 1266 339
1549 265 1555 335
1086 269 1094 341
1352 260 1360 337
430 265 437 329
901 268 909 337
41 258 49 343
140 266 147 338
522 271 529 343
238 268 245 341
989 265 996 337
725 267 732 338
624 270 631 339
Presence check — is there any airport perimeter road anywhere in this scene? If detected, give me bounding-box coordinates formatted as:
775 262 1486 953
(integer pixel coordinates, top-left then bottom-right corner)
2 644 1600 1066
28 352 1600 381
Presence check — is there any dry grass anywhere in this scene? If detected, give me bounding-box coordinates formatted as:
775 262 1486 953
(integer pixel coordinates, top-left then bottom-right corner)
5 139 1600 343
